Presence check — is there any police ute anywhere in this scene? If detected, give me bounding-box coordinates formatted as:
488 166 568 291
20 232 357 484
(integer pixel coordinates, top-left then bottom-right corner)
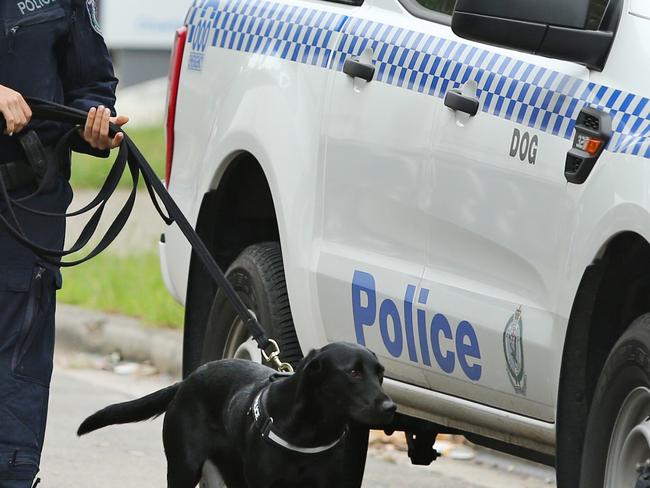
159 0 650 485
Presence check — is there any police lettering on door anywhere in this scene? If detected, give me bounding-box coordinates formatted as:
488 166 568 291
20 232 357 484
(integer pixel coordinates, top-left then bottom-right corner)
352 271 482 381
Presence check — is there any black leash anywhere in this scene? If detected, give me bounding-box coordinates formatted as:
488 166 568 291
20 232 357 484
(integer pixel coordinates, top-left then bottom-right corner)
0 97 293 373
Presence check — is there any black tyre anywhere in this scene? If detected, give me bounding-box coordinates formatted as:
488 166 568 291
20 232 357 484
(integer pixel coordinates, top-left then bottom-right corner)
200 242 302 367
579 314 650 488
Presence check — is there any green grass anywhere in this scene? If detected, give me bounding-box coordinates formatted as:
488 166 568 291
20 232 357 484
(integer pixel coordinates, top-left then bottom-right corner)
58 251 184 329
62 126 180 327
69 126 165 189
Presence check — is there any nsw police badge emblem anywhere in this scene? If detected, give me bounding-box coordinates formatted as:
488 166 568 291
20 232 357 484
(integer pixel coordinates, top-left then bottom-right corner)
503 306 527 395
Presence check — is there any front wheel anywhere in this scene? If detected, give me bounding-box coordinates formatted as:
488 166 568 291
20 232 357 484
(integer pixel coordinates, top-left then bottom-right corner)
579 314 650 488
200 241 302 367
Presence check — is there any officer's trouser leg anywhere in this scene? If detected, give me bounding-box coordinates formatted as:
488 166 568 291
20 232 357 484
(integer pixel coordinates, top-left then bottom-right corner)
0 176 71 487
0 269 56 487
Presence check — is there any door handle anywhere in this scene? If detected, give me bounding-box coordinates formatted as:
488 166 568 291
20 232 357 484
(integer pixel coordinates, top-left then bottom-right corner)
343 57 375 82
444 89 479 116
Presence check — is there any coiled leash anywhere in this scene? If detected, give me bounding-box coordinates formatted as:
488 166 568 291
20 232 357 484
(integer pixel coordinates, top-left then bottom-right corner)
0 97 293 373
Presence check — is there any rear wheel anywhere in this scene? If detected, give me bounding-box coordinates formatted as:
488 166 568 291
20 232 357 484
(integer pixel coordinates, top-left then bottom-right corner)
199 242 302 488
200 241 302 366
579 314 650 488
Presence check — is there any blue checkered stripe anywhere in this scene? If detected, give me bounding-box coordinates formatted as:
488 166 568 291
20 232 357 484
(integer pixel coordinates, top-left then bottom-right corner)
332 18 650 158
186 0 347 70
186 0 650 159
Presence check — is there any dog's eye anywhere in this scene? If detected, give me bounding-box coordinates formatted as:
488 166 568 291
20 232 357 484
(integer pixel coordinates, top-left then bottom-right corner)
349 369 362 378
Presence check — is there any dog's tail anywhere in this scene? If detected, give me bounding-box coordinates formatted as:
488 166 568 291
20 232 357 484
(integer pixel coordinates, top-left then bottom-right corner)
77 382 181 436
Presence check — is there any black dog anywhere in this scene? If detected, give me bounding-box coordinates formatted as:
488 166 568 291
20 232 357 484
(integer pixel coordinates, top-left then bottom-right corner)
77 342 396 488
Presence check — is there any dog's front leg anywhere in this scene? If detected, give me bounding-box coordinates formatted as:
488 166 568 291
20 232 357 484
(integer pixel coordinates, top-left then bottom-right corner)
201 460 227 488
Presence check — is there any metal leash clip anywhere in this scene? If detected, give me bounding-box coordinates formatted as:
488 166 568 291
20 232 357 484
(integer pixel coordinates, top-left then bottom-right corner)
262 339 294 373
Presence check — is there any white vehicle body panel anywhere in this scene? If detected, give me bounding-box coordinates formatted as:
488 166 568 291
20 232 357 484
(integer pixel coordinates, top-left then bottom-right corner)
160 0 650 453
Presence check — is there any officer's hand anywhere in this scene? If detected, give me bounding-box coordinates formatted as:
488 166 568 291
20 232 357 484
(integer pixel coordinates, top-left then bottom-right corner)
82 105 129 150
0 85 32 136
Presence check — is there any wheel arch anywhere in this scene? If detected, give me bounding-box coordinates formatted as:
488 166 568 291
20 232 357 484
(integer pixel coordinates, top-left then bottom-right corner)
556 230 650 486
178 100 325 374
181 150 284 376
204 150 281 271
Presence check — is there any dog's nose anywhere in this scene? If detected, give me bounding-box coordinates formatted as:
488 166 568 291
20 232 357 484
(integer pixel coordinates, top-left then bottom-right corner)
380 399 397 413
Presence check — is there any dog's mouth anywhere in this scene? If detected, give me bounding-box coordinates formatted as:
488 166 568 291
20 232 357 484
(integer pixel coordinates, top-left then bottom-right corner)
361 410 396 427
375 410 396 425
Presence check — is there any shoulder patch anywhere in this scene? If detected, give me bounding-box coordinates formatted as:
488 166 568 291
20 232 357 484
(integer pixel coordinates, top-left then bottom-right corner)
86 0 101 35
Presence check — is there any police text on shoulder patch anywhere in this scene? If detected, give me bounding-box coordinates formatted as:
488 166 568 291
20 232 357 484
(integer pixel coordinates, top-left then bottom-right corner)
86 0 101 35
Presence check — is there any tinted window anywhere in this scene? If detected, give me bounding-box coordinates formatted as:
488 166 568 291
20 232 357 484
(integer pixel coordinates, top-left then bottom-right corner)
413 0 455 15
416 0 609 27
586 0 609 29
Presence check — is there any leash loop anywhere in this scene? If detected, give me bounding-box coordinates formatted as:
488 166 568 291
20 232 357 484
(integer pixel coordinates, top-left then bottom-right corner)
0 98 293 372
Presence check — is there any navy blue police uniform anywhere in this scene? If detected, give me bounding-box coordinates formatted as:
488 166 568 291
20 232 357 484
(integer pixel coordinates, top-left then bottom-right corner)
0 1 117 485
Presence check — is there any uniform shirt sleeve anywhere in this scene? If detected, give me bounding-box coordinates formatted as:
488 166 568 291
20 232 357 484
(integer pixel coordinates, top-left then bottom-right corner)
58 0 119 156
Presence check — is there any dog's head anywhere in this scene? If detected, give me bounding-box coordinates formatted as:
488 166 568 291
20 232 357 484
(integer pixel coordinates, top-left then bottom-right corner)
298 342 396 426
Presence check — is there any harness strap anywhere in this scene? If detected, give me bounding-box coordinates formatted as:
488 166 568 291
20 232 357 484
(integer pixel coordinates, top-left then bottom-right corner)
0 97 290 369
251 387 348 454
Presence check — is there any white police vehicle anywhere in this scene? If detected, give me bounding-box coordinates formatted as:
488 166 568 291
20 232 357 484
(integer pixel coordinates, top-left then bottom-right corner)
159 0 650 485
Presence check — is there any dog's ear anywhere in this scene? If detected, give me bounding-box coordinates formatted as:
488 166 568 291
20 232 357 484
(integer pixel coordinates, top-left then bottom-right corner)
302 349 324 376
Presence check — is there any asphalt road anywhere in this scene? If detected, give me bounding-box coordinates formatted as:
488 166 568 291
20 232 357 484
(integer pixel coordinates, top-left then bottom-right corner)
39 356 555 488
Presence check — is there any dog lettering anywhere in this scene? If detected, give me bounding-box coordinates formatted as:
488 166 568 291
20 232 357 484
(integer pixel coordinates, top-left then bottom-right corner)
509 128 538 165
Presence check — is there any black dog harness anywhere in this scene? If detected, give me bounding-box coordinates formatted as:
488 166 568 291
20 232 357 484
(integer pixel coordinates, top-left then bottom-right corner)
0 98 293 372
250 386 348 454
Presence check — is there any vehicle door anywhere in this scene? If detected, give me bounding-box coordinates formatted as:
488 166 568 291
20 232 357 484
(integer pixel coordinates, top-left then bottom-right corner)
418 0 614 421
315 0 454 388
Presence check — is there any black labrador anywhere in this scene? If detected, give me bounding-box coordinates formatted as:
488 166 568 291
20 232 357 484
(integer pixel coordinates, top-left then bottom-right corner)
77 342 396 488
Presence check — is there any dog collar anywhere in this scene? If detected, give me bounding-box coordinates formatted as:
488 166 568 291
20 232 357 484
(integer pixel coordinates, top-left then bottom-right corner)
250 387 347 455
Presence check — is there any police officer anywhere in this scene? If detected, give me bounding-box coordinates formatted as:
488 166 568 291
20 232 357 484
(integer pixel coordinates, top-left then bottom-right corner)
0 1 128 486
